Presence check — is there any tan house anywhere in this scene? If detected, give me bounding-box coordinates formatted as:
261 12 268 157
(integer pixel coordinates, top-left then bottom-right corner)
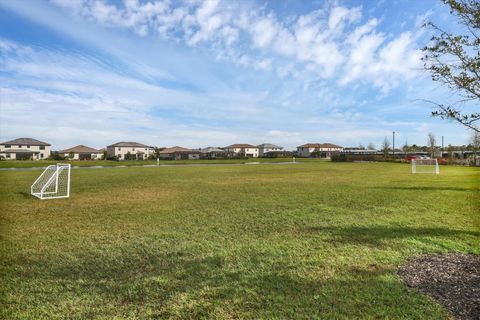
0 138 51 160
159 146 201 160
224 144 259 158
200 147 226 159
257 143 283 157
296 143 343 158
58 145 104 160
107 141 154 160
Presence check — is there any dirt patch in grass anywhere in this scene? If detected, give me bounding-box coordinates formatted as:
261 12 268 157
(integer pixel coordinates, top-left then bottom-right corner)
398 253 480 320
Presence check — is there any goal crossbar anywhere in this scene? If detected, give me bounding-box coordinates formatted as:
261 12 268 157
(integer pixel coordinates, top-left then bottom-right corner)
411 159 439 174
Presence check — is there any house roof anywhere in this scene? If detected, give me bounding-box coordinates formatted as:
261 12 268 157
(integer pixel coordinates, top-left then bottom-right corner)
1 149 40 154
257 143 283 149
58 145 102 154
107 141 150 148
201 147 225 153
159 146 200 154
225 144 257 148
298 143 343 148
1 138 50 146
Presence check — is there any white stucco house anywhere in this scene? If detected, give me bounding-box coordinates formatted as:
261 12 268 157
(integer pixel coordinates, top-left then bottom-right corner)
0 138 51 160
224 144 259 158
107 141 154 160
58 145 104 160
257 143 283 157
296 143 344 158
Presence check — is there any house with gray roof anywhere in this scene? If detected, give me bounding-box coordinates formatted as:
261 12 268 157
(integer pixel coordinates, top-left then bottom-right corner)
224 144 259 158
58 145 104 160
200 147 226 159
257 143 283 157
159 146 201 160
106 141 154 160
296 143 343 158
0 138 51 160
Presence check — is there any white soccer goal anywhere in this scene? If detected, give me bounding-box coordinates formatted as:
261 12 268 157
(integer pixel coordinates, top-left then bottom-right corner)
411 159 439 174
31 163 71 199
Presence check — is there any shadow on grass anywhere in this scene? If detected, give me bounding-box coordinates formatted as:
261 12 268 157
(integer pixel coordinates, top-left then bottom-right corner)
3 245 445 319
305 225 480 246
16 191 32 198
372 186 477 192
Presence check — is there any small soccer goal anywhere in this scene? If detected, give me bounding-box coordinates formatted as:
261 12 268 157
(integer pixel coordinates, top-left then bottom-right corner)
31 163 71 199
411 159 439 174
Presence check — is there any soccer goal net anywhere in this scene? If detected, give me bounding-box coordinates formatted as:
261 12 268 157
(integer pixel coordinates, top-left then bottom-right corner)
31 163 71 199
411 159 439 174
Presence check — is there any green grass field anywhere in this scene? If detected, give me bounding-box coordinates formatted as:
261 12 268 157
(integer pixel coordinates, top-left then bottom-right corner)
0 157 315 169
1 162 479 319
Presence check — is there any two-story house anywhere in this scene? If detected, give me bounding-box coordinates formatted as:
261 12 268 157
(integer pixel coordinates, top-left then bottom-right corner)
257 143 283 157
224 144 259 158
106 142 154 160
0 138 51 160
58 145 104 160
296 143 343 158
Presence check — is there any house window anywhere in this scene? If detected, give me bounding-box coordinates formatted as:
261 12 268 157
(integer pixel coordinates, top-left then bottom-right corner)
27 145 30 148
133 148 135 151
40 153 44 158
118 148 121 151
40 146 45 150
5 145 10 148
6 154 10 158
18 145 22 148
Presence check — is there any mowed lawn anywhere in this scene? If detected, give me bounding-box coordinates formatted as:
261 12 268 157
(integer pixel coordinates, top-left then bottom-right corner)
0 162 479 319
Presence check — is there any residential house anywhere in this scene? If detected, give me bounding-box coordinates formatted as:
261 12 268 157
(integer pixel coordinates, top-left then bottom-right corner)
107 142 154 160
224 144 259 158
200 147 226 159
58 145 104 160
257 143 283 157
159 146 201 160
296 143 343 158
0 138 51 160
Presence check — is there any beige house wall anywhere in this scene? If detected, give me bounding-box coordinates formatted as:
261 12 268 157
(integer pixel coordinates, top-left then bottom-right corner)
0 144 51 160
225 147 259 158
61 152 103 160
107 146 154 160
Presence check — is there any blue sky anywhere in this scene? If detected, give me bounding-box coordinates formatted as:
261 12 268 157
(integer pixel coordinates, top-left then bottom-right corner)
0 0 474 150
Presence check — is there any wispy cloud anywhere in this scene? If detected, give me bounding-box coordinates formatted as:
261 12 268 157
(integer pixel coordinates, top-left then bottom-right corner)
0 0 473 149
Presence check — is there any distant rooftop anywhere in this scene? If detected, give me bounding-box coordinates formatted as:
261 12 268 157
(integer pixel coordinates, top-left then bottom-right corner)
200 147 225 153
1 137 50 146
107 141 150 148
58 145 102 153
226 144 257 148
298 143 343 148
159 146 199 154
257 143 283 149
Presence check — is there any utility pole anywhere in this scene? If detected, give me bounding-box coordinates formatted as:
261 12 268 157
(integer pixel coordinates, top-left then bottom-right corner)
442 136 444 157
392 131 395 160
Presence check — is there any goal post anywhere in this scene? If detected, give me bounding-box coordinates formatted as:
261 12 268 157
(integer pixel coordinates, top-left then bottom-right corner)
31 163 71 199
411 159 439 174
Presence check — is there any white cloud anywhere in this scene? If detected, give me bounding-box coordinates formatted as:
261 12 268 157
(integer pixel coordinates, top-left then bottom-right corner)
43 0 423 92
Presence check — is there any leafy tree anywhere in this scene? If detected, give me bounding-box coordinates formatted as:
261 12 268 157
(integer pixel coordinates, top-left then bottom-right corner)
471 130 480 163
422 0 480 132
382 137 391 158
427 132 437 157
402 140 410 154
